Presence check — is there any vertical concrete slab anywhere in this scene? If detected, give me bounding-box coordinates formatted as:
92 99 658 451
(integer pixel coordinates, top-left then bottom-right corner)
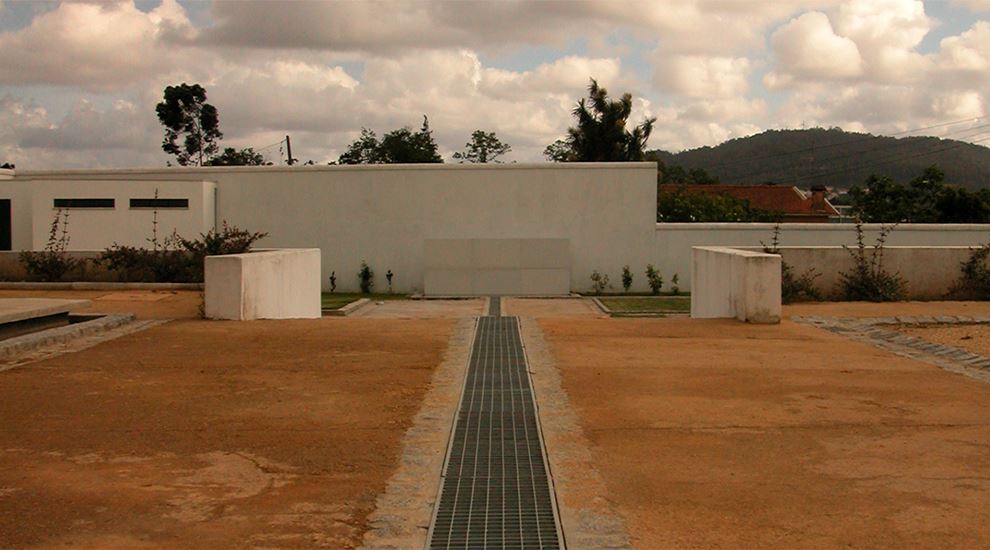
691 246 780 324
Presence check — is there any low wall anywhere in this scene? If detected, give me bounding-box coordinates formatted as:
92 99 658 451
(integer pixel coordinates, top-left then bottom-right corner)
742 246 975 300
423 238 570 296
657 223 990 292
691 246 781 324
205 248 321 320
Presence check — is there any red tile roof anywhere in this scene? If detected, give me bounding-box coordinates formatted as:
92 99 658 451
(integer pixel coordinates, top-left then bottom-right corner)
660 184 839 218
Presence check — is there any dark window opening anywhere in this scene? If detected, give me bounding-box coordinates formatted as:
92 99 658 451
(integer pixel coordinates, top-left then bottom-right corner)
53 198 115 208
130 198 189 209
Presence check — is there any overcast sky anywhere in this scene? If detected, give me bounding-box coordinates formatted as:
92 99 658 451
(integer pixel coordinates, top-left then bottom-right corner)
0 0 988 168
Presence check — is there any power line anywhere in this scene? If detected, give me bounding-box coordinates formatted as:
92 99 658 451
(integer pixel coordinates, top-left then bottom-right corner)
791 133 990 185
724 121 990 183
677 115 988 174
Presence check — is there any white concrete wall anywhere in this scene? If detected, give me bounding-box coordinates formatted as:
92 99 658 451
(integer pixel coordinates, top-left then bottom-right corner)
424 238 570 295
0 169 12 181
691 246 781 324
739 246 977 300
657 223 990 292
23 180 215 251
14 164 656 293
205 248 321 320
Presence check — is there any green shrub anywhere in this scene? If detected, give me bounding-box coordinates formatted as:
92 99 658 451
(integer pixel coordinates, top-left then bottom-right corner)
670 273 680 295
621 265 633 293
19 209 80 281
589 270 609 295
953 243 990 299
645 264 663 295
358 261 374 294
99 221 266 283
762 223 822 304
838 221 905 301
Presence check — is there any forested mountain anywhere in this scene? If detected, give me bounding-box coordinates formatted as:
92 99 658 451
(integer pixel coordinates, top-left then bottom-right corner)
648 127 990 190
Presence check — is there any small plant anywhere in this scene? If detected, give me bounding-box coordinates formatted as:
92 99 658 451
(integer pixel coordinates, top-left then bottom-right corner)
20 209 80 281
762 222 822 304
670 273 680 295
589 270 609 295
838 220 905 302
358 261 374 294
645 264 663 295
386 269 394 293
329 271 337 293
621 265 633 293
952 242 990 299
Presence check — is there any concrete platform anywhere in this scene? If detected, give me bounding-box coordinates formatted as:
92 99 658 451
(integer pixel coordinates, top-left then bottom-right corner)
0 298 92 325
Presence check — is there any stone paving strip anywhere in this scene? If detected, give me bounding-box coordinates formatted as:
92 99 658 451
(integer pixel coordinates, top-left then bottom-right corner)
793 314 990 385
0 315 165 372
362 318 476 550
519 317 631 549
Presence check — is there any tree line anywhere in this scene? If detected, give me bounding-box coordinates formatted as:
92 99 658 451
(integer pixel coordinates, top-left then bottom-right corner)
155 79 656 167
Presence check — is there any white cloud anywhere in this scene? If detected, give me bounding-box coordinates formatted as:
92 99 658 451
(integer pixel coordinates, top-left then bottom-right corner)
766 12 862 86
653 55 751 99
0 0 193 90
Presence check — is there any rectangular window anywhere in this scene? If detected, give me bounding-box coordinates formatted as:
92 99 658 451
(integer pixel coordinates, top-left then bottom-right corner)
53 198 114 209
129 198 189 209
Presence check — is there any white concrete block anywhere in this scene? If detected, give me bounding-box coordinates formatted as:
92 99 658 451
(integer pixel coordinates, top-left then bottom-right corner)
205 248 321 320
691 246 780 324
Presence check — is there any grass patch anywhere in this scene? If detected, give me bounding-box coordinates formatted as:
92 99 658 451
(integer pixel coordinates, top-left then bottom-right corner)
580 291 689 297
598 296 690 313
321 292 408 310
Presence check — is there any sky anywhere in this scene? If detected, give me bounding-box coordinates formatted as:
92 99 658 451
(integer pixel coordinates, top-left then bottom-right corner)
0 0 988 168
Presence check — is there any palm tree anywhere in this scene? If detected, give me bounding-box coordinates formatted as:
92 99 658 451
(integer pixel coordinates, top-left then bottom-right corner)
566 79 655 162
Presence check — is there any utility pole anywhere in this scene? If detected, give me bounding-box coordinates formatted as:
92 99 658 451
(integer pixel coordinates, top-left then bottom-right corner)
285 135 294 166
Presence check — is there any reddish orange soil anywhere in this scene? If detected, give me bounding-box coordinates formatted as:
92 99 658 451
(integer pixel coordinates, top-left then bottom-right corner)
901 323 990 357
0 289 203 319
785 300 990 319
0 317 452 548
540 316 990 549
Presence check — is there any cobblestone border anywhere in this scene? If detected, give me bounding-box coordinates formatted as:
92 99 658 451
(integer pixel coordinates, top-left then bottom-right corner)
519 317 632 549
361 318 475 550
793 314 990 384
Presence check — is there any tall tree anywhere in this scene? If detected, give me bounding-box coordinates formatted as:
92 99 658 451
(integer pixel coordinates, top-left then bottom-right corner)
338 117 442 164
849 165 990 223
543 139 575 162
550 79 655 162
453 130 511 163
156 83 223 166
205 147 268 166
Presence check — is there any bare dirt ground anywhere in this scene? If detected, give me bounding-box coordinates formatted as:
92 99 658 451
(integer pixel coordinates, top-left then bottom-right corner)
785 300 990 319
350 298 484 319
0 316 452 548
503 297 605 318
0 289 203 320
540 315 990 549
901 323 990 357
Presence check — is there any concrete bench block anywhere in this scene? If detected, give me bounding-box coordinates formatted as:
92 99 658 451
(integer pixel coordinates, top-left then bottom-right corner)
205 248 321 320
691 246 781 324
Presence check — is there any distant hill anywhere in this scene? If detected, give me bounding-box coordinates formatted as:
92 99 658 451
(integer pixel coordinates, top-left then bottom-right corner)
648 127 990 190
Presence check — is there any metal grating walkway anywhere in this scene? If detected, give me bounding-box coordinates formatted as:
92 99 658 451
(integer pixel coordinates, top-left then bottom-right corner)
428 312 563 549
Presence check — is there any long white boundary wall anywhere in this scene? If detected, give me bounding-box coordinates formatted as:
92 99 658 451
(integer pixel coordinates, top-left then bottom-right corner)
656 223 990 292
691 247 781 323
10 164 656 293
740 246 976 300
205 248 321 320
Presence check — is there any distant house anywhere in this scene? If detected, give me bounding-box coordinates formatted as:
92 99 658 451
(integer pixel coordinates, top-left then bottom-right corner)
661 183 839 223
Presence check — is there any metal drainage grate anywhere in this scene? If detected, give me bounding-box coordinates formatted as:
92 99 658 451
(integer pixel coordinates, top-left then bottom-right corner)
488 296 501 317
428 315 562 549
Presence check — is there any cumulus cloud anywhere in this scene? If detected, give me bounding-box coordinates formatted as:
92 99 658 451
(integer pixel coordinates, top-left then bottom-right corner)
765 12 862 87
0 0 194 90
653 55 751 98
